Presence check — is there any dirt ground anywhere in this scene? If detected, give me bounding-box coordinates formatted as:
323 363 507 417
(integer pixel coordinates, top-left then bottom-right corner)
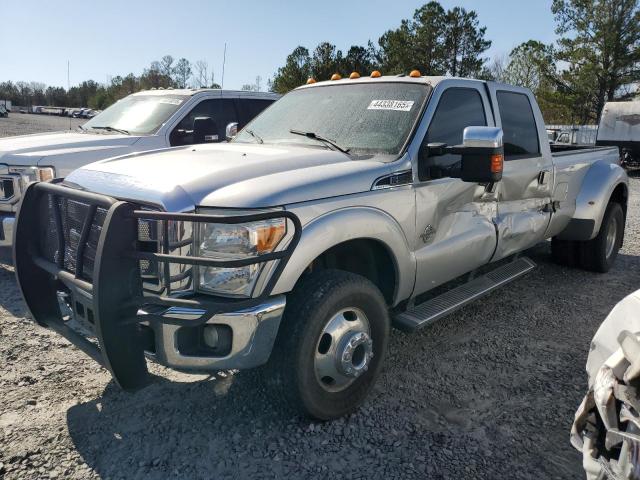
0 114 639 479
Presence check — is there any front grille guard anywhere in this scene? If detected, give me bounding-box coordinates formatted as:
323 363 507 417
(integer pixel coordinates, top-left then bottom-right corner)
14 181 302 390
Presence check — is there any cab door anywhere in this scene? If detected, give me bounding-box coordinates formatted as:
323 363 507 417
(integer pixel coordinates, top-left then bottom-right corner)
486 84 553 260
412 82 499 295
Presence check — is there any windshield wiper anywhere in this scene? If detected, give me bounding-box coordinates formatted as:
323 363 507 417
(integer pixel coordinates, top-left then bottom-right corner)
90 125 130 135
289 129 350 155
77 125 87 132
245 129 263 144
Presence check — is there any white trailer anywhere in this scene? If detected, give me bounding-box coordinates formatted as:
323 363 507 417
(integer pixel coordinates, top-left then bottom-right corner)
596 101 640 168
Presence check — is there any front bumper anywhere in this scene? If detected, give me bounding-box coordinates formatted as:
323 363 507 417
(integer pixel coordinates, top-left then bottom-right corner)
14 181 301 390
150 296 286 372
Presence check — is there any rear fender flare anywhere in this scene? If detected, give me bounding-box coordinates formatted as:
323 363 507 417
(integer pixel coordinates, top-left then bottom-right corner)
558 161 628 241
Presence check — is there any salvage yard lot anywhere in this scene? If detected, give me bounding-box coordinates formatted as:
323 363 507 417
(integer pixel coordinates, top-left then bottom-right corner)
0 113 639 479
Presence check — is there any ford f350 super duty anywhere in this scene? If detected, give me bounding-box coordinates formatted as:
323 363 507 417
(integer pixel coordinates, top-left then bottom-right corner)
14 74 629 420
0 89 278 261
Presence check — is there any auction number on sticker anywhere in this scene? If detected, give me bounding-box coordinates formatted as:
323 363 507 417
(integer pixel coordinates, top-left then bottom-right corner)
367 100 415 111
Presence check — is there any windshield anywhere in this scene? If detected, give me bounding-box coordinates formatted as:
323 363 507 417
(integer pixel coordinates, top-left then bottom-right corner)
83 94 186 135
233 82 429 157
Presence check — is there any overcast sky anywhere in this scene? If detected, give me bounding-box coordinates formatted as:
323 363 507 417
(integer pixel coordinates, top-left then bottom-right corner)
1 0 557 90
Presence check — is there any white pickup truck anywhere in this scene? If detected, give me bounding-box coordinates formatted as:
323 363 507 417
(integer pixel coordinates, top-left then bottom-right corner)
15 74 629 419
0 89 279 260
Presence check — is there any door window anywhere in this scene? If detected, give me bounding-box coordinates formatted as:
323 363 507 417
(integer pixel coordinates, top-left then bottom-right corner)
235 99 274 129
496 91 540 159
170 98 238 146
421 88 487 180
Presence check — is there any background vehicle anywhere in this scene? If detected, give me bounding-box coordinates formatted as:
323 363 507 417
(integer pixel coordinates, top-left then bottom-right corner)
0 105 8 118
0 89 279 261
571 290 640 479
0 100 11 112
597 101 640 169
14 75 628 420
550 125 598 147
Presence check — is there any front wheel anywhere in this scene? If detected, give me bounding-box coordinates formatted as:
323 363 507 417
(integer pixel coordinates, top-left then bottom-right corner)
267 270 390 420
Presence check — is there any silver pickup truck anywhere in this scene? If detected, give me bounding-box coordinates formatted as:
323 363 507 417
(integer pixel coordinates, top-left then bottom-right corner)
14 74 629 420
0 89 278 260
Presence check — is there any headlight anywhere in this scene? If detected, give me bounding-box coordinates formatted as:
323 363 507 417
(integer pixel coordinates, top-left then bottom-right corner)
197 218 286 297
9 166 55 188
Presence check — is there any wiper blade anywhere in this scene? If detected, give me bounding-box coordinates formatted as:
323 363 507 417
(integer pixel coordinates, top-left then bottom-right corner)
77 124 87 131
289 129 350 155
90 125 130 135
244 129 263 144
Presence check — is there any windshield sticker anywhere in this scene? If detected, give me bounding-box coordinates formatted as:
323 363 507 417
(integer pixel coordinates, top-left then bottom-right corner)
159 98 183 105
367 100 415 111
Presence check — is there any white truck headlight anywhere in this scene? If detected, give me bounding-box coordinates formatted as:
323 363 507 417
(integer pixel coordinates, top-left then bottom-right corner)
9 166 55 188
196 218 286 297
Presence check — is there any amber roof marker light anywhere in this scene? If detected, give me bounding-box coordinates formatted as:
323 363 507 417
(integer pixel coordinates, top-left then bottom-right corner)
409 70 421 78
349 72 360 79
306 77 316 85
330 73 342 81
370 70 382 78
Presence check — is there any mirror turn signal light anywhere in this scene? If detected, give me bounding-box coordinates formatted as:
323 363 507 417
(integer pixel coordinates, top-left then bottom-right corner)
370 70 382 78
491 154 504 174
349 72 360 79
409 70 421 78
306 77 316 84
330 73 342 81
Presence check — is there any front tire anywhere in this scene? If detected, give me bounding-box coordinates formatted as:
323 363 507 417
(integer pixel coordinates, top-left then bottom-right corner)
268 270 390 420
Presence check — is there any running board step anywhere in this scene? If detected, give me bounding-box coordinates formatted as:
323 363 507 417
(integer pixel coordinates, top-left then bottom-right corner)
394 257 536 333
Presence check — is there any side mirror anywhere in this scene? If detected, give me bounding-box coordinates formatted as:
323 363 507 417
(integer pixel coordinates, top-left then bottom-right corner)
457 126 504 183
225 122 238 141
193 116 219 143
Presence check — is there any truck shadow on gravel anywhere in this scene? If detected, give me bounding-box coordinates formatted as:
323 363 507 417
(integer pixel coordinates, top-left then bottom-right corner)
64 369 311 479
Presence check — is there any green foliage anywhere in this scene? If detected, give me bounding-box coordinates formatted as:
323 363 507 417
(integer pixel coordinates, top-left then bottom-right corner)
271 1 491 93
551 0 640 122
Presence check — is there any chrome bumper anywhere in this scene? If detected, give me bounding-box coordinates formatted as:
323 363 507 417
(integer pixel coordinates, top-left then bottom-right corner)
149 296 286 372
0 213 15 249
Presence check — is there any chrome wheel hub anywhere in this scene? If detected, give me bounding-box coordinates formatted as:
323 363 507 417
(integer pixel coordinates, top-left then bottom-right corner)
314 308 373 392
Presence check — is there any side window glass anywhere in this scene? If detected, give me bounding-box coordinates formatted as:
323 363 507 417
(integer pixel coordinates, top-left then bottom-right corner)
420 88 486 180
496 91 540 159
170 99 238 146
235 99 273 129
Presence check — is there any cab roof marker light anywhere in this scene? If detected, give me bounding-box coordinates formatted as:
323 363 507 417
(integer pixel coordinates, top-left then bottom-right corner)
306 77 317 85
349 72 360 79
330 73 342 81
370 70 382 78
409 70 421 78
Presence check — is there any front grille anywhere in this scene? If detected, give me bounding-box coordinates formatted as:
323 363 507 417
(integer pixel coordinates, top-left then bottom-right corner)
38 194 108 281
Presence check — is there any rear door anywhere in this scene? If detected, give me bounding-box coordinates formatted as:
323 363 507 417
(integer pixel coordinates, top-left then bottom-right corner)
487 84 554 260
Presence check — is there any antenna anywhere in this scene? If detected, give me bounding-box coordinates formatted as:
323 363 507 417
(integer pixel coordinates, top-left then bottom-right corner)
67 60 71 131
221 42 227 93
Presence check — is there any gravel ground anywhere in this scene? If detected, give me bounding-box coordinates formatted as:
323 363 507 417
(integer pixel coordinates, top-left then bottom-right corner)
0 114 84 137
0 115 639 479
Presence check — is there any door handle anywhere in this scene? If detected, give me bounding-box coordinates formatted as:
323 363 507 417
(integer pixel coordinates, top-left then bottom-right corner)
538 170 551 185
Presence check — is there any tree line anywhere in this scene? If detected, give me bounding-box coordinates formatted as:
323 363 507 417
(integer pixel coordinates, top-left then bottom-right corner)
1 0 638 123
271 0 640 124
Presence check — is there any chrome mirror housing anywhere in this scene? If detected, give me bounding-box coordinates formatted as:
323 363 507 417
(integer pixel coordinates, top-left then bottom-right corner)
462 126 503 149
225 122 238 141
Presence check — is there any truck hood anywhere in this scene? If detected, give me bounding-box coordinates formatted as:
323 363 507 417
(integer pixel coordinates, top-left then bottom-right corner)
0 131 140 167
66 143 394 211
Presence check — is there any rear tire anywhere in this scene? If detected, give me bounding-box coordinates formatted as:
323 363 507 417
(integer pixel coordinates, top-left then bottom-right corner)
267 269 390 420
551 202 624 273
579 202 624 272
